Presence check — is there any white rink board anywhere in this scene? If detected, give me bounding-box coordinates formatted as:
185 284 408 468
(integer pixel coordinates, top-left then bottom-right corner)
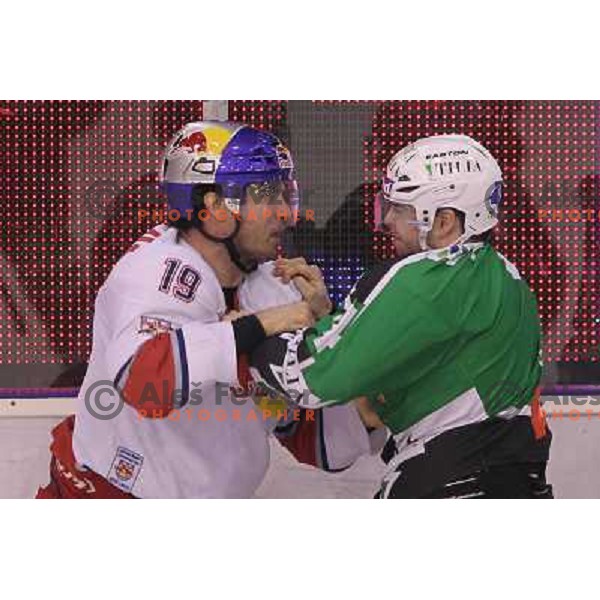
0 396 599 498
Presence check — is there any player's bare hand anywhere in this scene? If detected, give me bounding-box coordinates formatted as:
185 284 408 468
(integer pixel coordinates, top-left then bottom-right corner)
256 301 315 336
273 257 322 285
354 395 386 429
273 258 332 319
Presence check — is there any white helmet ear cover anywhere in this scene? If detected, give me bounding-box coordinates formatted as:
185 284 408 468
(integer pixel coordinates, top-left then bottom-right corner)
413 179 502 250
410 181 467 225
442 179 503 239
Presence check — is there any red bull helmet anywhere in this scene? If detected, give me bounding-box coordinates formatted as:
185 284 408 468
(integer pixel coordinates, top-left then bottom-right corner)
160 121 299 217
159 120 300 272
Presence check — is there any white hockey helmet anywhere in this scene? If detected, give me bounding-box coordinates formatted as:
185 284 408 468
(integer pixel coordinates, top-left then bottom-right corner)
376 134 503 249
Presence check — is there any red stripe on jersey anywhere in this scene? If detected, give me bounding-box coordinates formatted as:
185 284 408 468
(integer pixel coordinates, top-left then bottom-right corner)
121 333 176 418
276 411 319 467
237 353 252 395
147 227 162 238
531 386 548 440
128 227 164 253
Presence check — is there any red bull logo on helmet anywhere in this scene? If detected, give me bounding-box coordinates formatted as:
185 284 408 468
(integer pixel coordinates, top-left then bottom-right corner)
168 125 238 178
172 131 208 155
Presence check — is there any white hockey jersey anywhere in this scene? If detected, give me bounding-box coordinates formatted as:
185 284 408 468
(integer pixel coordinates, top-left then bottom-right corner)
72 225 371 498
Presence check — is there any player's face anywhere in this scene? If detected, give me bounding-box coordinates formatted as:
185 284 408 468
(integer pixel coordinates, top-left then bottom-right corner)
382 201 422 258
235 186 292 261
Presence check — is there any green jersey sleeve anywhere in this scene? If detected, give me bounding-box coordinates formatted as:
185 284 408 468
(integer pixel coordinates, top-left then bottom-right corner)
250 261 456 408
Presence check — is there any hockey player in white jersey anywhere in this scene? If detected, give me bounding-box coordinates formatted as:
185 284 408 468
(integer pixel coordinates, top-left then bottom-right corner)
37 121 376 498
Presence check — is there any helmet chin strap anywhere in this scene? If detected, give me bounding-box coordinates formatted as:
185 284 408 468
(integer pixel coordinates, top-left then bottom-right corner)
417 225 431 252
411 219 473 252
199 220 258 274
407 219 432 252
415 225 473 252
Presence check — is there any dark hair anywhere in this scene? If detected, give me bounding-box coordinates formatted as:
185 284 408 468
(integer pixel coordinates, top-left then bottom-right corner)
448 208 493 244
169 183 223 232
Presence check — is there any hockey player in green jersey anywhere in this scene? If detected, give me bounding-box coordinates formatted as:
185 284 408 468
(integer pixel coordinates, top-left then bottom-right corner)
251 134 553 499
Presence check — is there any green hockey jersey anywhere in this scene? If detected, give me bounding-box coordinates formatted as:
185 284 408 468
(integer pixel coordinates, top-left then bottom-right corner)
251 242 543 440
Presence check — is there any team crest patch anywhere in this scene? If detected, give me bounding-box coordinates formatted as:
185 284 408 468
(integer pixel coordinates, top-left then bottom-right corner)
139 315 173 336
107 447 144 493
484 181 503 218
